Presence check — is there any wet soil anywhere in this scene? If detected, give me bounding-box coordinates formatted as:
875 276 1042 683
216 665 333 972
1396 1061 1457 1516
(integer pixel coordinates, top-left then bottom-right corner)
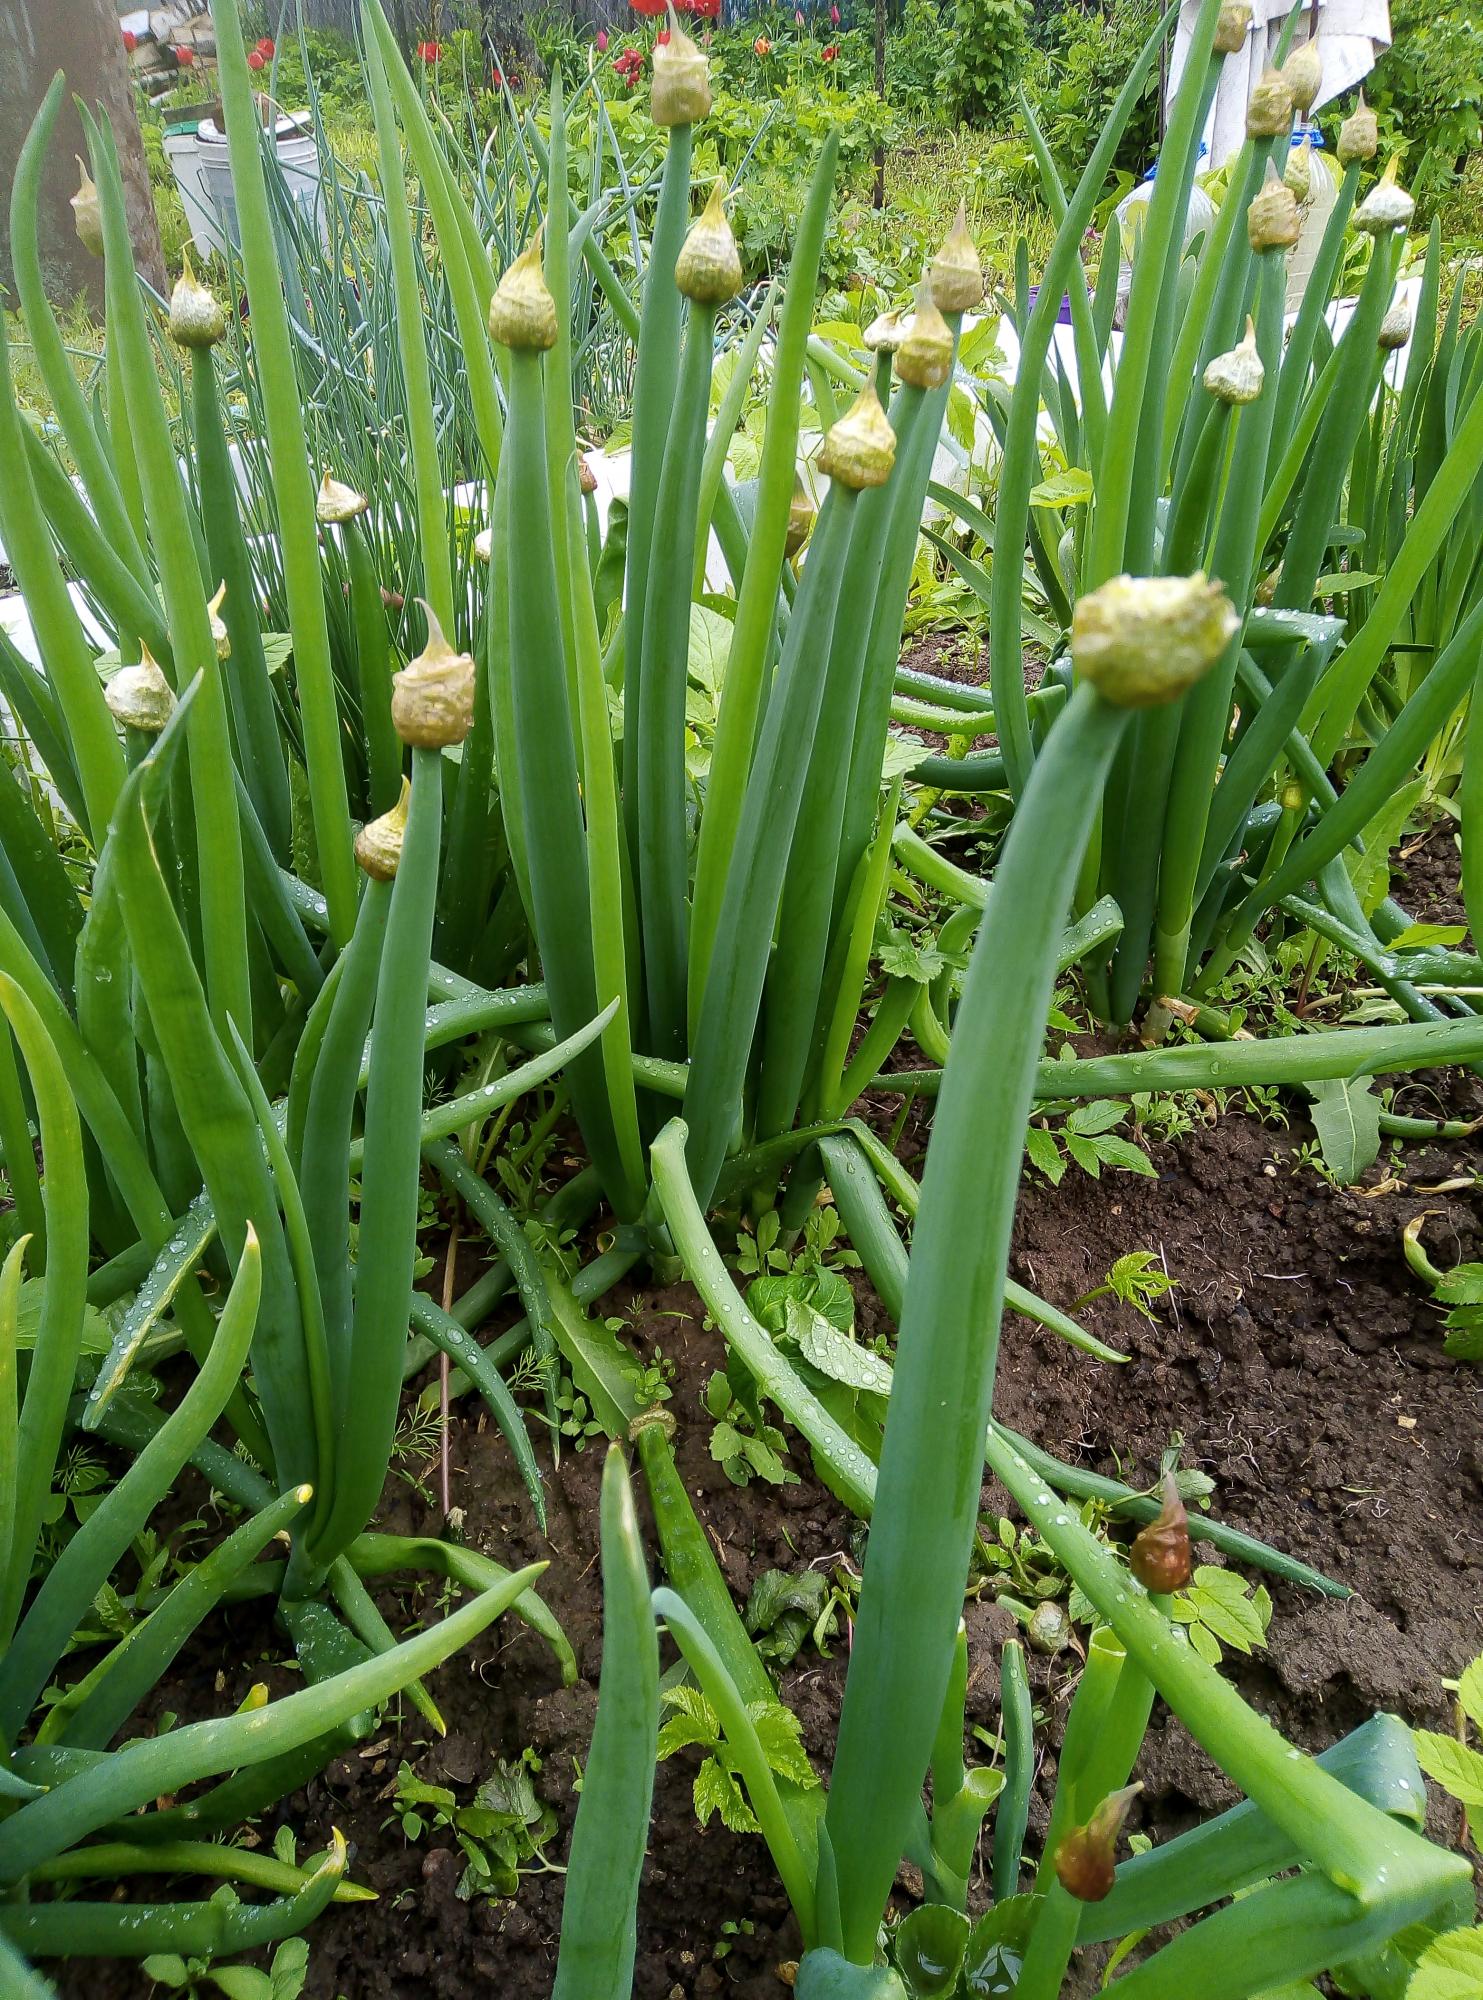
46 813 1483 1999
51 1084 1483 1999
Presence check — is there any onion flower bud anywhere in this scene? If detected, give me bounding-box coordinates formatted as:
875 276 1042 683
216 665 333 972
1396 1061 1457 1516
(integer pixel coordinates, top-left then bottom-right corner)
1130 1474 1193 1593
785 473 815 557
169 254 227 347
207 582 231 661
578 453 599 494
1247 159 1301 252
1378 298 1413 351
1337 93 1378 167
355 776 410 881
1245 67 1294 139
1054 1785 1142 1902
651 10 711 125
1284 133 1313 203
1203 316 1264 404
473 526 493 564
1254 559 1283 606
1281 39 1321 118
676 182 743 305
71 158 104 257
818 379 897 490
1354 158 1415 235
316 471 369 524
105 645 174 734
1073 572 1237 708
489 233 558 353
864 307 906 353
929 202 984 315
896 277 954 390
1214 1 1251 54
1026 1599 1071 1656
391 602 475 748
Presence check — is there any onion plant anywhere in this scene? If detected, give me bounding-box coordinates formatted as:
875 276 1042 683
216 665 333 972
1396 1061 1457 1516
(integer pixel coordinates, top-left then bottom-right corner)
556 557 1472 1997
897 3 1483 1052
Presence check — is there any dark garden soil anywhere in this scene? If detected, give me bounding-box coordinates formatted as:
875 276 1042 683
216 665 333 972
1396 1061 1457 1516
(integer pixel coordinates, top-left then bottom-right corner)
53 1088 1483 2000
48 827 1483 2000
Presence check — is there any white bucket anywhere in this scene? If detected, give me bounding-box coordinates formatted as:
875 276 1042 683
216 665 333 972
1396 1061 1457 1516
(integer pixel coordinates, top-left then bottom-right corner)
163 127 225 260
194 116 326 255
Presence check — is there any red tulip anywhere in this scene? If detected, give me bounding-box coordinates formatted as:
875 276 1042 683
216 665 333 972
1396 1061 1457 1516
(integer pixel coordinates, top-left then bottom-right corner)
795 8 804 21
122 26 137 49
247 47 266 68
830 4 840 20
754 32 771 52
822 42 838 58
417 39 442 61
174 43 195 64
257 36 275 55
691 0 720 19
596 26 609 48
657 26 670 41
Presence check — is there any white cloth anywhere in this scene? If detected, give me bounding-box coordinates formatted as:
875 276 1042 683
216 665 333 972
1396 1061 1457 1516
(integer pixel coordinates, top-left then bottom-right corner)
1170 0 1392 167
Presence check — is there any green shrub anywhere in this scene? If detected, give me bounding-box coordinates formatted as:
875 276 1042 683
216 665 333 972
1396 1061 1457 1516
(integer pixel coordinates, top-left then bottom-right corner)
1027 0 1160 180
938 0 1029 124
1365 0 1482 206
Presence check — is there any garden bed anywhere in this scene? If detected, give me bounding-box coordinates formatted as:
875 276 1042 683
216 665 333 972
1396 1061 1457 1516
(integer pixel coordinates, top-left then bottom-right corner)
52 1063 1483 2000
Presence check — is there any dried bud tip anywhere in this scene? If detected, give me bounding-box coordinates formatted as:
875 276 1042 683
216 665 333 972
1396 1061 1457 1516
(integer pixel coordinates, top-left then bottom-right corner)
676 181 743 306
106 645 175 734
651 8 711 125
391 600 475 748
355 775 411 880
1354 156 1415 235
1245 66 1294 139
928 202 984 315
316 471 370 523
1129 1473 1193 1593
489 232 559 353
895 276 954 391
1073 572 1237 708
169 252 228 347
1055 1785 1143 1902
71 158 104 257
1203 315 1264 404
578 453 599 494
1247 158 1301 252
207 581 231 661
1337 92 1378 167
1214 0 1251 54
1280 38 1322 117
818 378 897 491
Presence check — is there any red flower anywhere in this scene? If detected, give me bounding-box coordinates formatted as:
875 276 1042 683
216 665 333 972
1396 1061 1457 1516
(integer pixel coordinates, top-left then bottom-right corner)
596 27 609 48
794 8 804 21
174 43 195 63
754 33 771 52
657 25 670 41
122 26 137 49
417 39 442 61
257 36 275 56
829 4 840 21
822 41 837 58
691 0 720 18
247 47 266 68
614 44 646 81
629 0 667 16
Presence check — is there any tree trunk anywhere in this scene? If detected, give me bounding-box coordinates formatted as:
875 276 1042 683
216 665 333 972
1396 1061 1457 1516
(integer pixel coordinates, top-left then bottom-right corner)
0 0 164 311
